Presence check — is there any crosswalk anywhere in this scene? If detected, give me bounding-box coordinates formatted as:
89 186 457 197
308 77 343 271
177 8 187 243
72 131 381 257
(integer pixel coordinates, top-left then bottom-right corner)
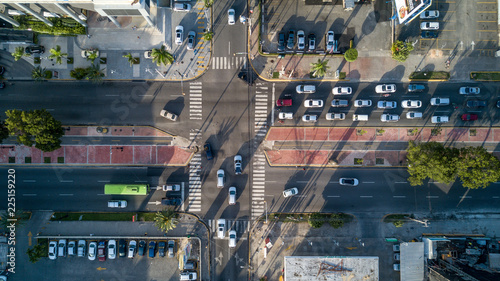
186 129 202 212
189 82 203 120
252 154 267 220
208 219 251 235
254 83 269 138
211 56 247 70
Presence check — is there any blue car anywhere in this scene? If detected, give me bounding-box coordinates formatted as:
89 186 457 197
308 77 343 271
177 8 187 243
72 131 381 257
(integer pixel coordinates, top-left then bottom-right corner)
148 241 156 258
204 142 213 160
421 31 438 38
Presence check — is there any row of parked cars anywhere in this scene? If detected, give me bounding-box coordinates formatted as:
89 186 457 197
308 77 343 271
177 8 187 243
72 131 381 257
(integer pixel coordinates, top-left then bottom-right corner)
420 10 440 38
278 30 338 53
48 239 177 261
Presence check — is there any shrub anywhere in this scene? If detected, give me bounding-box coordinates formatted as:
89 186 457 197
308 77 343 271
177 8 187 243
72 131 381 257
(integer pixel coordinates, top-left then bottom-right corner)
329 213 345 229
43 70 52 79
393 220 404 227
13 16 86 35
70 68 88 80
391 40 413 62
308 213 325 228
344 48 358 62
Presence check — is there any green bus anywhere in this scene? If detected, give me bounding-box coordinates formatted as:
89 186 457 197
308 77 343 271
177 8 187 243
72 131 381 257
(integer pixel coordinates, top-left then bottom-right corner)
104 184 150 195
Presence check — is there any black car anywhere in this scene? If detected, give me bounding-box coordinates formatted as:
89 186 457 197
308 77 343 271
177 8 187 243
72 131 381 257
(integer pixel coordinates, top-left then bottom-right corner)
308 33 316 51
277 32 285 52
287 30 295 50
138 240 146 256
118 239 126 257
161 197 182 206
25 45 45 54
466 100 487 108
158 241 166 257
421 31 438 38
148 241 156 258
204 142 213 160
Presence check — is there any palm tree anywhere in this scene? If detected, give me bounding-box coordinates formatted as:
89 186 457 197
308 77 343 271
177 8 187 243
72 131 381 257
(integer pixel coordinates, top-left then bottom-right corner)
151 45 174 67
86 49 99 64
123 52 135 67
203 31 213 41
154 209 179 233
86 64 104 84
12 47 26 61
31 66 46 82
310 59 330 78
48 45 67 65
0 209 27 229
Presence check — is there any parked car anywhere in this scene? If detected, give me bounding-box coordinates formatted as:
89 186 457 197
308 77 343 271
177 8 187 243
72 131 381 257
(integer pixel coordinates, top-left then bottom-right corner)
332 86 352 95
49 241 57 260
283 187 299 197
148 241 156 258
393 244 400 252
431 116 449 123
118 239 126 257
163 184 181 192
296 84 315 94
58 239 67 257
228 9 235 25
128 240 137 258
158 241 166 257
326 31 336 52
234 155 242 175
229 230 237 248
394 264 401 271
381 114 400 122
304 99 323 108
68 240 76 256
77 240 86 258
287 30 295 50
421 22 439 30
88 241 97 261
175 25 184 45
326 113 346 120
276 98 292 107
375 84 396 93
466 100 486 108
459 87 480 95
394 253 401 260
421 31 438 38
173 3 191 11
217 169 225 188
144 50 152 59
161 197 182 206
160 109 178 121
168 240 175 258
97 241 106 261
401 100 422 108
108 200 127 208
204 142 213 160
184 260 198 270
430 97 450 106
354 100 372 107
461 113 478 121
420 10 439 19
277 32 285 52
108 240 116 259
217 219 226 239
279 112 293 119
297 30 305 50
187 31 196 50
377 101 397 109
25 45 45 54
408 84 425 92
228 187 236 205
406 112 423 119
138 240 146 256
308 33 316 51
180 271 198 280
339 178 359 186
302 115 318 122
331 99 349 107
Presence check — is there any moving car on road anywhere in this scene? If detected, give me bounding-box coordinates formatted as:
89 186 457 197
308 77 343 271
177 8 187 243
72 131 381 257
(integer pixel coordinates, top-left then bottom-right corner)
406 112 423 119
302 114 318 122
163 184 181 192
229 230 237 248
326 113 345 120
332 86 352 95
354 99 372 107
276 98 292 107
377 101 397 109
229 187 237 205
401 100 422 108
217 169 225 188
204 142 213 160
304 99 323 108
173 3 191 11
217 219 226 239
228 9 235 25
375 84 396 93
381 114 400 122
161 197 182 206
296 84 315 94
459 86 480 95
431 116 449 123
160 109 178 121
283 187 299 197
108 200 127 208
339 178 359 186
234 155 242 175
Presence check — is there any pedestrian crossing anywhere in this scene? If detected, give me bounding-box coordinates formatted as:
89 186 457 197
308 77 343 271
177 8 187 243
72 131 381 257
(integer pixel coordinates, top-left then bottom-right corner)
189 82 203 120
186 128 202 212
254 83 270 138
208 219 251 235
252 153 267 220
211 56 247 70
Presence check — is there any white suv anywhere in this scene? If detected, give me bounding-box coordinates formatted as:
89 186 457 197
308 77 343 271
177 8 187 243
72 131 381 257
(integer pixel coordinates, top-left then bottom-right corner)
217 219 226 239
430 97 450 106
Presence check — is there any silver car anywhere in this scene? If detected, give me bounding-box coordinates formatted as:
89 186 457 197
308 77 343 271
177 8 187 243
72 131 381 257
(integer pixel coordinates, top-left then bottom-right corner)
354 100 372 107
160 109 178 121
381 114 400 122
326 113 346 120
228 187 236 205
175 25 184 45
283 187 298 197
187 31 196 50
377 101 397 109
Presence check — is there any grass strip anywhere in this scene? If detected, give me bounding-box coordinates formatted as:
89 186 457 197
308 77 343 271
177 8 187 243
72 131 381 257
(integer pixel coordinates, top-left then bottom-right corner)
470 72 500 81
409 71 449 80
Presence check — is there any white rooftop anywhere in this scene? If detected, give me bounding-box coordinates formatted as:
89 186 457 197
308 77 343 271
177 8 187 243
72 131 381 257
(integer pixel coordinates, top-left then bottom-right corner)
401 242 425 281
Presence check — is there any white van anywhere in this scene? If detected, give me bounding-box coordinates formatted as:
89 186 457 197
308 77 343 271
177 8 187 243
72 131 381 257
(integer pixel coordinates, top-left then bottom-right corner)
352 114 369 121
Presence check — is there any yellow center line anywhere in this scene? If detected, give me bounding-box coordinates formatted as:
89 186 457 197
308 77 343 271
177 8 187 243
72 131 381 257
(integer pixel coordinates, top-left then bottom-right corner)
111 140 121 142
477 20 497 22
477 11 497 13
477 30 497 32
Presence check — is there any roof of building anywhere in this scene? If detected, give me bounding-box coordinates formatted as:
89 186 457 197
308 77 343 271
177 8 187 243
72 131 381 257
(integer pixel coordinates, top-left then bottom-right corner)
284 256 379 281
401 242 425 281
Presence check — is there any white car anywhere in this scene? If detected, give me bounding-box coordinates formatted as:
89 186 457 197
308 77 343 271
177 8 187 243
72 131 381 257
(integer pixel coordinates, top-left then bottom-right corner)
108 240 116 259
128 240 137 258
430 97 450 106
229 230 237 248
217 169 225 188
228 9 235 25
296 84 315 94
58 239 67 257
48 241 57 260
228 187 236 205
160 109 178 121
459 87 480 95
77 240 86 257
279 112 293 119
339 178 358 186
332 86 352 95
420 10 439 19
304 99 324 108
302 114 318 122
234 155 242 175
326 113 345 120
175 25 184 45
431 116 449 123
144 50 152 59
187 31 196 50
173 3 191 12
377 101 397 109
420 22 439 30
217 219 226 239
401 100 422 108
68 240 76 256
326 31 336 52
354 100 372 107
381 114 400 122
283 187 298 198
163 184 181 191
88 241 97 261
297 30 305 50
375 84 396 93
406 112 423 119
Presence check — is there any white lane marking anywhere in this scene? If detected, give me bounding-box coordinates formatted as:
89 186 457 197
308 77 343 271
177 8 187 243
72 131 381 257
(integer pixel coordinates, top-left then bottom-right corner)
97 180 110 183
360 196 373 198
426 196 439 198
460 196 472 199
271 83 275 124
296 181 309 183
394 181 408 184
393 196 406 198
59 194 74 196
362 181 375 184
23 180 36 183
60 180 73 183
327 196 340 198
23 194 37 196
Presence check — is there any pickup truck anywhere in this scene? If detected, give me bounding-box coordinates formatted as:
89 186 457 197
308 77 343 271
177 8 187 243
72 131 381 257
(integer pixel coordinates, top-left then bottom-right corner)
108 200 127 208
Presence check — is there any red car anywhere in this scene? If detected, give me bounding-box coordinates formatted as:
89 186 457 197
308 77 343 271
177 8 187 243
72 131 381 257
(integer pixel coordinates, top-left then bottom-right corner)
276 98 292 107
461 114 478 121
98 241 106 261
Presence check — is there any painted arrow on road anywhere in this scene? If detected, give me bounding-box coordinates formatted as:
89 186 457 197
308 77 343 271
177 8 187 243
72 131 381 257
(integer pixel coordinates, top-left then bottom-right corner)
97 267 106 271
148 201 161 205
28 231 32 246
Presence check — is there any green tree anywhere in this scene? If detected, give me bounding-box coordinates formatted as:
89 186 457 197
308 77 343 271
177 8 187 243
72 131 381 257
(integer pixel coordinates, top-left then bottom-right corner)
0 209 27 230
31 66 46 82
123 52 135 67
310 59 329 78
203 31 213 41
308 213 325 228
86 49 99 63
344 48 358 62
26 244 44 263
151 45 174 67
85 64 104 84
70 67 88 80
329 213 345 229
48 45 67 65
12 46 27 61
154 209 179 233
0 121 9 144
5 109 64 152
391 40 414 62
204 0 214 8
457 146 500 189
